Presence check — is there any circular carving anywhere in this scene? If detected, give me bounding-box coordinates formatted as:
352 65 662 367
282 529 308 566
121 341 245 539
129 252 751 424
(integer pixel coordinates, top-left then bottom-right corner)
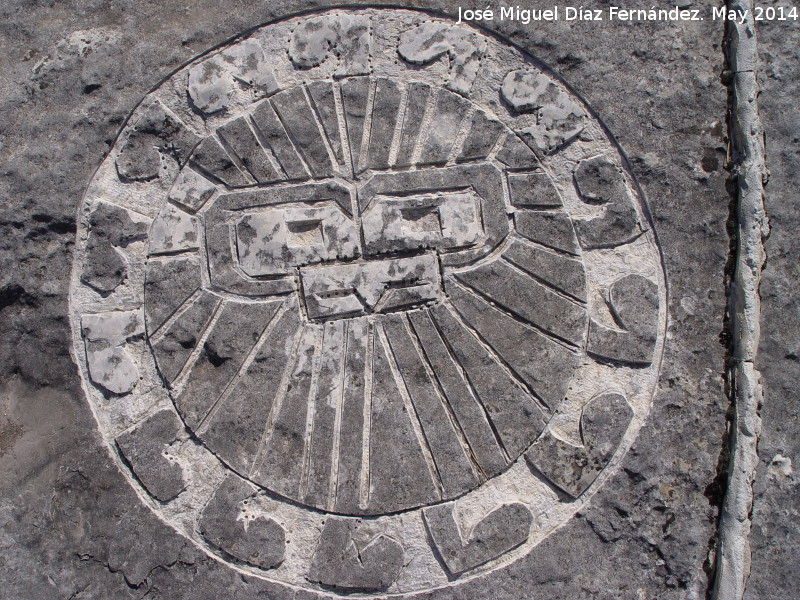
70 8 666 596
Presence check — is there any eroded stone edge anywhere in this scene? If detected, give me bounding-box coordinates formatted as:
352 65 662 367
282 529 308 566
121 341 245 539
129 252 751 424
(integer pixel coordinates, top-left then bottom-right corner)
712 1 768 598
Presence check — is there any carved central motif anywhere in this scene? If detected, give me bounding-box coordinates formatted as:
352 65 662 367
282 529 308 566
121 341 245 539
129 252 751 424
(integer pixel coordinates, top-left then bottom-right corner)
144 78 588 514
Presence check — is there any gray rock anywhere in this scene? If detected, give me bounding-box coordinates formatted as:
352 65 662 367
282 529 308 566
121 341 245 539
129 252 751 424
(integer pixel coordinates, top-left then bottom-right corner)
251 98 308 180
82 309 144 395
501 69 586 153
365 329 440 512
423 502 532 575
407 310 508 478
81 202 147 295
199 476 285 569
204 220 298 297
457 111 504 162
398 22 485 95
507 172 562 208
428 304 547 458
189 136 253 187
250 326 316 498
151 291 220 384
502 237 586 302
200 299 301 476
289 14 370 77
167 167 218 212
217 116 280 184
339 77 370 170
525 393 633 498
587 274 659 365
307 518 404 592
419 89 470 165
144 255 202 334
187 39 278 115
454 259 587 346
175 299 280 428
382 313 480 497
270 87 334 178
116 410 185 502
307 81 345 166
514 210 580 256
446 280 578 410
573 155 642 249
300 254 441 321
495 132 541 169
364 78 401 171
394 82 432 168
115 102 200 181
148 202 198 255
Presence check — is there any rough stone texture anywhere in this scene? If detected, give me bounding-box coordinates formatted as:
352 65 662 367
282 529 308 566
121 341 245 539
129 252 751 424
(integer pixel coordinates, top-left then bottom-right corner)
115 410 186 502
745 10 800 600
423 502 533 575
526 393 634 498
0 3 735 600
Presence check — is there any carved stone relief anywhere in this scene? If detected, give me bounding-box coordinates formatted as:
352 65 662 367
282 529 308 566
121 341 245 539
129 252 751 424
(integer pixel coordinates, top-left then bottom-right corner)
69 8 666 596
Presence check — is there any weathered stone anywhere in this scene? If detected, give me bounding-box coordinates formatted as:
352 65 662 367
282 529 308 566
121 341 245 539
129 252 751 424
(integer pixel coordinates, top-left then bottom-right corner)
201 300 301 476
307 81 345 166
495 132 541 168
361 190 482 257
270 88 333 178
81 202 147 295
502 237 586 302
188 39 278 115
525 393 633 497
457 111 504 162
332 317 369 514
308 518 404 592
587 274 659 365
408 310 507 478
501 70 586 153
151 292 220 384
189 136 252 187
167 167 218 212
115 102 200 181
82 309 144 395
236 205 358 276
199 476 285 569
250 326 316 498
514 210 580 255
429 304 547 457
419 89 470 165
398 22 485 95
383 314 479 496
251 99 308 180
300 254 441 321
148 203 198 255
217 116 280 184
115 410 185 502
339 77 370 169
446 281 578 410
364 78 401 171
394 82 431 168
58 7 690 598
289 14 370 77
424 502 532 575
573 155 641 249
175 299 280 428
143 255 202 333
507 172 562 208
454 259 587 346
366 331 440 512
